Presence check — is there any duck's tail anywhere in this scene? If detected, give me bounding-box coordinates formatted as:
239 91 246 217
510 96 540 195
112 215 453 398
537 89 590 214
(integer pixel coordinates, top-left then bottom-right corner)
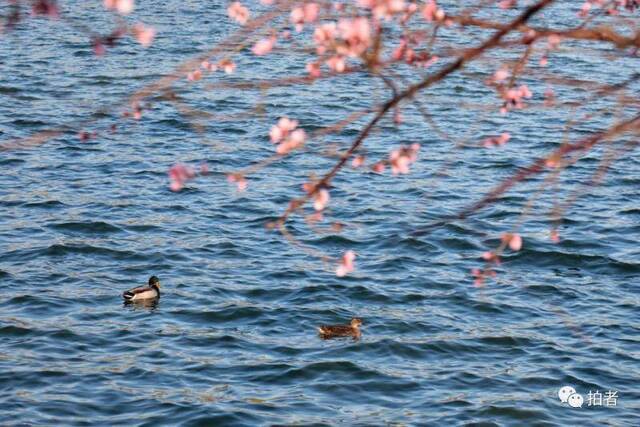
122 291 134 300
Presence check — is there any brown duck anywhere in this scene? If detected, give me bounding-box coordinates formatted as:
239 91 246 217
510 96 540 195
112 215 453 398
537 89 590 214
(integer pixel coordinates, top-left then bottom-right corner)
123 276 161 302
318 318 363 339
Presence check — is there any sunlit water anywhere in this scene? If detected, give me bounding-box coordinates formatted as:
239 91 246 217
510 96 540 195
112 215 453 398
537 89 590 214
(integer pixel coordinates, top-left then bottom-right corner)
1 1 639 425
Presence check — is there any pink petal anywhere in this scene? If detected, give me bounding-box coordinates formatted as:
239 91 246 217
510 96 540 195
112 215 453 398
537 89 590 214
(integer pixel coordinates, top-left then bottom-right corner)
115 0 134 15
509 234 523 251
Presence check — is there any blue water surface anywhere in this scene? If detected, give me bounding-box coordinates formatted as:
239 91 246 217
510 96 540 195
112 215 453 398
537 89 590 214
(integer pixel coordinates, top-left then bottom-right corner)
1 1 639 425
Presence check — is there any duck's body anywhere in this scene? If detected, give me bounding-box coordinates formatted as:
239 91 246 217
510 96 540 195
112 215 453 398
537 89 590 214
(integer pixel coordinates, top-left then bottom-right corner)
123 276 161 302
318 318 362 339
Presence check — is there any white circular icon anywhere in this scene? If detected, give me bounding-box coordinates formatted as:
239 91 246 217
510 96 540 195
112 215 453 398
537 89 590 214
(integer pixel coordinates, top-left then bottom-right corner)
558 386 576 403
568 393 584 408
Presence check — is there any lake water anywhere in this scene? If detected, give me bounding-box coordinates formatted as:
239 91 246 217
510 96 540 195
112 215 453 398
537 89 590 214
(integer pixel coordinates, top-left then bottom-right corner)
1 1 639 425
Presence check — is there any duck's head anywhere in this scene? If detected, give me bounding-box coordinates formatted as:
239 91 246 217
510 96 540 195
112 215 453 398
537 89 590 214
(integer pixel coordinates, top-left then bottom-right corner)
148 276 161 288
350 318 363 328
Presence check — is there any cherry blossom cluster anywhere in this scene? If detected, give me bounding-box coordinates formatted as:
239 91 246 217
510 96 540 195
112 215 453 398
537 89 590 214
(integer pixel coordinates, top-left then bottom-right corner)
473 233 523 286
93 0 156 54
483 133 511 148
336 250 356 277
500 85 533 114
185 59 236 81
389 143 420 175
269 117 307 155
104 0 134 15
227 2 249 25
169 163 208 192
290 2 320 31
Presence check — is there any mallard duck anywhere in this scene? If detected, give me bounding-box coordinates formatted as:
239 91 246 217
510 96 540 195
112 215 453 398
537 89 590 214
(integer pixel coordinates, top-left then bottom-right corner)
318 318 363 339
123 276 161 302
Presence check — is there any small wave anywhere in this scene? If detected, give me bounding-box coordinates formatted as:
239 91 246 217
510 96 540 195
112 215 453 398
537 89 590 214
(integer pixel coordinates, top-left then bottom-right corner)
48 221 123 234
21 200 66 209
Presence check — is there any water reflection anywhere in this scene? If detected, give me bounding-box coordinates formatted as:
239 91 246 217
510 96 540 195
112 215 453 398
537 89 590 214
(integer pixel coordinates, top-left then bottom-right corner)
123 298 159 311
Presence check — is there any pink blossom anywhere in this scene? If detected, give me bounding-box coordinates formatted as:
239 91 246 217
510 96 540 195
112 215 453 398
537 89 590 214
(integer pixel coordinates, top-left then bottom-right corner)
236 178 248 192
372 162 386 173
337 17 371 57
169 163 196 192
105 0 133 14
483 132 511 148
579 1 592 17
252 37 276 56
499 0 517 9
392 39 407 61
389 144 420 175
313 23 337 55
422 0 444 22
359 0 406 20
276 129 306 154
131 102 142 120
187 69 202 81
290 3 319 31
219 59 236 74
326 56 346 72
93 40 106 56
503 233 523 251
306 61 321 78
547 34 562 49
519 84 532 98
471 268 484 287
336 250 356 277
227 174 248 192
132 24 155 47
545 156 560 168
201 61 216 71
493 68 509 83
117 0 134 15
352 155 366 168
503 85 532 111
420 55 439 68
270 118 305 154
278 117 299 132
544 88 555 107
394 109 403 124
228 2 249 25
270 117 299 143
314 188 330 211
